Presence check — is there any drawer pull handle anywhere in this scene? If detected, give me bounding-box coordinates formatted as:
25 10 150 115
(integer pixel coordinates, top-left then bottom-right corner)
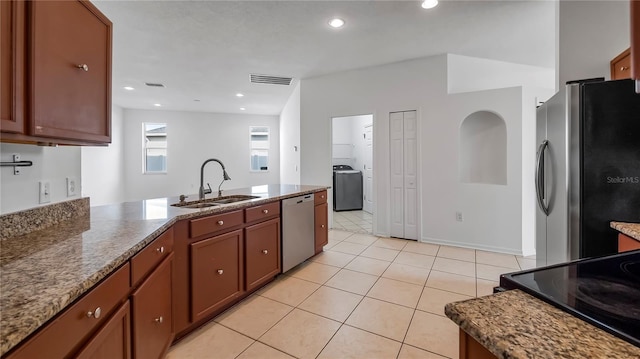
76 64 89 72
156 246 165 254
87 307 101 319
217 269 224 275
155 316 164 324
262 249 268 254
262 209 269 214
217 220 224 226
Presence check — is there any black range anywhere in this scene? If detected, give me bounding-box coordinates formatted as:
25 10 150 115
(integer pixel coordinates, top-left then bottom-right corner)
498 250 640 347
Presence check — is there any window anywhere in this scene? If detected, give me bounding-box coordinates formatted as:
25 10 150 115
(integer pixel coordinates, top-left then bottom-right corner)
143 123 167 173
250 126 269 171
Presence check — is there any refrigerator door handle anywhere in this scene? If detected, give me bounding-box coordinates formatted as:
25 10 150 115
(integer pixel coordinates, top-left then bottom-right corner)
535 140 550 215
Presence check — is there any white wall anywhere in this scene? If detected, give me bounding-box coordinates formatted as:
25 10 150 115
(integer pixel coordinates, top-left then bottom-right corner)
298 54 546 254
331 117 353 167
279 83 301 185
122 109 280 201
1 143 81 214
448 54 555 94
81 105 125 206
558 0 630 86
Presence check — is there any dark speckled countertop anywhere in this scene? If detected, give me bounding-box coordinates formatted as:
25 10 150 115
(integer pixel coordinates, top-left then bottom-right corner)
611 222 640 241
0 184 326 356
445 290 640 358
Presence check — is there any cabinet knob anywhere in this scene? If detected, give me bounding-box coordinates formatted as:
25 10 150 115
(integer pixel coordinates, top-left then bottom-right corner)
76 64 89 72
156 246 164 254
262 249 268 254
155 316 164 324
217 269 224 275
321 224 325 228
321 195 325 199
262 209 269 214
217 220 224 226
621 66 630 71
86 307 101 319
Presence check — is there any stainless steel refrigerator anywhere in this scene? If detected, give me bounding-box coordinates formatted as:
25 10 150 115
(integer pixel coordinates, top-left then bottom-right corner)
535 79 640 267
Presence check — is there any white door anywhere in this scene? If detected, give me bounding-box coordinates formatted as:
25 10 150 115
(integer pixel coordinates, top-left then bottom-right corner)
363 124 373 214
389 110 418 240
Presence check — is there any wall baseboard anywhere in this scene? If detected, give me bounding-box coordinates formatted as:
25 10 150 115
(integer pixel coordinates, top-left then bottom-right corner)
420 236 530 257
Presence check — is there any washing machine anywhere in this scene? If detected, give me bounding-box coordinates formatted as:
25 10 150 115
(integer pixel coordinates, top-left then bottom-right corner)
332 165 363 211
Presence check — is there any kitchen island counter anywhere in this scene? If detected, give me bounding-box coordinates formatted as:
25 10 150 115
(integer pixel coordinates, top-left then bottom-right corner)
445 289 640 358
611 221 640 241
0 184 327 356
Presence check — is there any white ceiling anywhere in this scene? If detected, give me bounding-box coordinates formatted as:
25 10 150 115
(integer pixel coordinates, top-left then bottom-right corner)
93 0 555 116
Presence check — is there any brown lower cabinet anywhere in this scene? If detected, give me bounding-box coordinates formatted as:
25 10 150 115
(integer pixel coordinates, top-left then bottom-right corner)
190 229 244 322
131 254 174 359
459 329 497 359
618 233 640 252
75 301 131 359
315 202 329 253
245 218 281 292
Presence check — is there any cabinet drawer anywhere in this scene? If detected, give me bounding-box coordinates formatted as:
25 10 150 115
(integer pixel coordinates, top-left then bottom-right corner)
75 301 131 359
314 190 327 205
245 218 281 291
190 230 243 322
7 263 130 359
245 201 280 223
189 210 243 238
130 228 174 287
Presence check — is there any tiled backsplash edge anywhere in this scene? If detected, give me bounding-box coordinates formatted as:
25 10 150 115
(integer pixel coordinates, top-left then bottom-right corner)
0 198 90 240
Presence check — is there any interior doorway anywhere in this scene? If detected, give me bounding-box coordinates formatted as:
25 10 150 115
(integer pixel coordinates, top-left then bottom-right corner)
331 114 374 234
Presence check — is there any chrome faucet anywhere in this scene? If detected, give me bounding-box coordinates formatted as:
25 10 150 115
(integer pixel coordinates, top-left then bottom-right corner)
199 158 231 200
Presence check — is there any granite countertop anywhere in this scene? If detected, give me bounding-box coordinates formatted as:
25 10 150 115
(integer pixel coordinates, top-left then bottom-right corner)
0 184 327 356
611 221 640 241
445 290 640 358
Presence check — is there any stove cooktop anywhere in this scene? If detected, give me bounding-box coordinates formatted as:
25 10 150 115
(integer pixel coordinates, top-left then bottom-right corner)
499 250 640 347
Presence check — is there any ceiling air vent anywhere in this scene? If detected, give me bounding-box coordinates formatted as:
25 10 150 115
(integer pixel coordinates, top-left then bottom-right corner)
145 82 165 88
250 74 293 86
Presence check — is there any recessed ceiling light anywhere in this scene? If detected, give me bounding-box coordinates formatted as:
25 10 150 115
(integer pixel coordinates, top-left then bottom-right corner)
236 93 244 97
154 103 162 107
240 107 246 111
123 86 135 91
421 0 438 9
328 18 345 28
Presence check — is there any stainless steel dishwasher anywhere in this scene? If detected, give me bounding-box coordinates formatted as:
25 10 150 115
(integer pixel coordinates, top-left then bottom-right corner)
281 194 315 272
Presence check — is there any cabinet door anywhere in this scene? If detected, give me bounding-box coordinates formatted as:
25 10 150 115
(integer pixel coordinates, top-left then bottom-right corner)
132 254 173 359
29 0 111 143
245 218 281 291
190 230 243 322
315 202 328 253
0 0 25 133
75 301 131 359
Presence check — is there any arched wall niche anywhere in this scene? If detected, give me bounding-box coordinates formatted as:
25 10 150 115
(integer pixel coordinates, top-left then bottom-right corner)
459 111 507 185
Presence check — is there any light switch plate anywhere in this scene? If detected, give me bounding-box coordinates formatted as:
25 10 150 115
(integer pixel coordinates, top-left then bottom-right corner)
39 181 51 204
66 177 77 197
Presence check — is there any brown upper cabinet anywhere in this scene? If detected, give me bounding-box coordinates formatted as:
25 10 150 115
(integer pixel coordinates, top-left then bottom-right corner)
0 0 112 145
632 0 639 82
611 48 631 80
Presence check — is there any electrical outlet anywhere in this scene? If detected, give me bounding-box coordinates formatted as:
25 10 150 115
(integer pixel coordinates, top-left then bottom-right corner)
39 181 51 204
67 177 77 197
456 211 463 222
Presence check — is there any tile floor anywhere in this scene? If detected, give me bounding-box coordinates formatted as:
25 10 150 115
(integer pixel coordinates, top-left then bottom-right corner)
167 230 537 359
332 210 373 234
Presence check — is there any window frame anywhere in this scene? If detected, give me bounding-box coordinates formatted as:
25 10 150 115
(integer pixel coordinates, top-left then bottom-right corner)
249 126 270 172
142 122 168 174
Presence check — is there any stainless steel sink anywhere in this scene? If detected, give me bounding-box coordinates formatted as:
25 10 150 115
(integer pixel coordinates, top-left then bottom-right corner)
179 202 220 209
172 195 260 208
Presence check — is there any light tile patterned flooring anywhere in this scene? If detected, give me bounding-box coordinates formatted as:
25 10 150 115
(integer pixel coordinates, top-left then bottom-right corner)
332 210 373 234
167 230 537 359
